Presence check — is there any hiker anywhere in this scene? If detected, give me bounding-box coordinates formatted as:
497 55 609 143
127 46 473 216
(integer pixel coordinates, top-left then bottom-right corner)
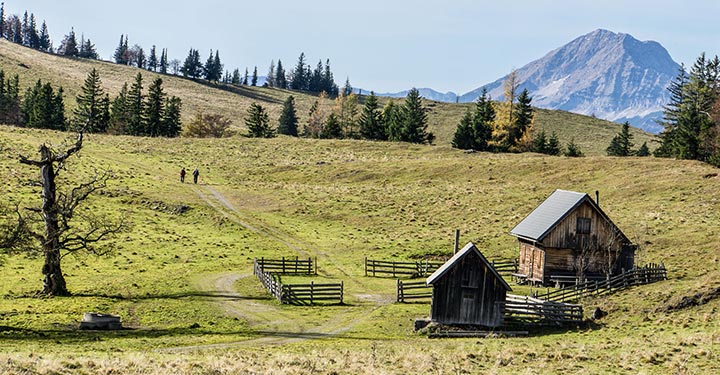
180 168 186 183
193 168 199 184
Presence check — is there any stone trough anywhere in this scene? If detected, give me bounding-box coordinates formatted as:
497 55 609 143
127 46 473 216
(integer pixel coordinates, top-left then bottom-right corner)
79 312 123 330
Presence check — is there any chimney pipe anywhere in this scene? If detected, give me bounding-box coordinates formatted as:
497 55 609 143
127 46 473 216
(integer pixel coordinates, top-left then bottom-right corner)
595 190 600 207
453 229 460 255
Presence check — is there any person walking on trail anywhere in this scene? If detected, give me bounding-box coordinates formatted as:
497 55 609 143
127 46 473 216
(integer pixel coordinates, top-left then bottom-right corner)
180 168 186 183
192 168 199 184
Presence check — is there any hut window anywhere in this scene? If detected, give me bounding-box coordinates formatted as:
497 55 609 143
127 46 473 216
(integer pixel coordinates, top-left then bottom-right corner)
461 268 478 288
577 217 591 234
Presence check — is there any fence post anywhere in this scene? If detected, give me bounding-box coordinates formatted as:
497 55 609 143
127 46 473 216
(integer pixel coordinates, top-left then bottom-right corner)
392 262 396 278
310 281 314 305
340 281 344 304
397 279 402 302
364 257 367 277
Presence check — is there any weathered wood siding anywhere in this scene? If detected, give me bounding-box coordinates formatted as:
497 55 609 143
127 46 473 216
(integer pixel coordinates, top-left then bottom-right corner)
518 241 545 282
430 251 506 327
542 201 623 251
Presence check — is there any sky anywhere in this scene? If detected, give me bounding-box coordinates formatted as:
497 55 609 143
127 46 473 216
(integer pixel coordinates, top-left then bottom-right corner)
5 1 719 94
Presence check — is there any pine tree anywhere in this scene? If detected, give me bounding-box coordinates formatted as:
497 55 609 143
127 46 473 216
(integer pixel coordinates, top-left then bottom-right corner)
78 36 98 59
383 101 403 142
180 48 202 78
606 122 634 156
275 60 287 89
309 60 323 93
8 15 21 44
203 49 215 81
472 88 494 151
510 88 534 149
243 68 249 85
546 132 561 156
277 95 299 136
73 68 107 132
21 80 62 130
231 68 241 85
245 102 274 137
266 60 276 87
144 78 166 136
359 92 385 140
109 83 129 134
323 59 338 96
636 142 650 157
251 66 258 86
51 87 67 131
532 129 547 154
213 51 222 81
148 45 158 72
321 113 343 139
113 35 129 64
401 88 433 144
342 78 353 96
452 110 475 150
161 96 182 137
290 53 308 90
564 138 583 157
655 65 688 157
159 48 168 74
126 73 145 135
38 21 50 51
58 28 78 57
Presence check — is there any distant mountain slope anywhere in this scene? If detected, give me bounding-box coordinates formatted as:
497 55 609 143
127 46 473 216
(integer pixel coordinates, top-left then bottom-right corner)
369 88 458 103
459 29 680 133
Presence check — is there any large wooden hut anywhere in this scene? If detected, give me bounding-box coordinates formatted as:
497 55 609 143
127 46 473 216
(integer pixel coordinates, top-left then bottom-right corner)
426 242 511 327
510 189 635 285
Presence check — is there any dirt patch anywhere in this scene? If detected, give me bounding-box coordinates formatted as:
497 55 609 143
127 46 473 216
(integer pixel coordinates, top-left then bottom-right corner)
659 287 720 312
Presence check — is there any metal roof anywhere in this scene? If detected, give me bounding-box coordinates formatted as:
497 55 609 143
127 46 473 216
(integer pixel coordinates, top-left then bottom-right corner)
509 189 589 242
426 242 512 291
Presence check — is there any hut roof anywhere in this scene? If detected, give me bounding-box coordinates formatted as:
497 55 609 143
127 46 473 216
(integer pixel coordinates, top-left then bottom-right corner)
509 189 628 243
426 242 511 291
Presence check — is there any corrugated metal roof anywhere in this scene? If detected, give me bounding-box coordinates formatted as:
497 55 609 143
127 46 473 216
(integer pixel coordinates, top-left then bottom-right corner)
426 242 511 291
510 189 588 242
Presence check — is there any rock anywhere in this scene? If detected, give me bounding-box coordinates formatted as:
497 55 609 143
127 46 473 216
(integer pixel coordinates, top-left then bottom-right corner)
80 312 122 330
592 307 608 320
414 319 431 331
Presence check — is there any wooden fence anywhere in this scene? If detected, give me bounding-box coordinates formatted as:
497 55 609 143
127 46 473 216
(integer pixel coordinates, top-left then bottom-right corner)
503 294 583 324
533 264 667 303
365 258 443 278
255 256 316 275
366 257 517 278
397 280 433 302
253 259 343 305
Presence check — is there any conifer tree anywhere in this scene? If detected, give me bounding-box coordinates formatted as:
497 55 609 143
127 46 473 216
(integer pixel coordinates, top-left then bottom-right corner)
73 68 107 132
180 48 202 78
251 66 258 86
245 102 274 137
52 88 67 131
231 68 241 85
323 59 338 96
321 113 343 139
275 60 287 89
359 92 385 140
38 21 50 51
126 73 145 135
0 2 5 40
636 142 650 157
452 110 475 150
290 53 308 90
606 122 634 156
109 83 129 134
213 51 222 81
58 28 78 57
564 138 583 157
546 132 561 156
532 129 547 154
113 35 129 64
243 68 249 85
161 96 182 137
148 45 158 72
305 94 327 138
8 14 21 44
267 60 276 87
382 101 403 142
144 78 166 136
472 88 494 151
277 95 299 136
159 48 168 74
342 78 353 96
509 88 534 149
400 88 433 144
335 92 359 138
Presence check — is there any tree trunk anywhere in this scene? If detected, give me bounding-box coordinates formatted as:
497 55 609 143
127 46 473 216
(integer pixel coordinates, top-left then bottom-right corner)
39 145 69 296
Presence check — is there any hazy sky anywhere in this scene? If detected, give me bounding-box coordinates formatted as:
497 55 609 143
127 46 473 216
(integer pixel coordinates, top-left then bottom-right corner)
6 1 719 94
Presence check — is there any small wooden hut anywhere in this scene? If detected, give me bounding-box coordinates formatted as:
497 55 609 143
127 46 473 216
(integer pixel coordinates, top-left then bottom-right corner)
426 242 511 327
510 189 635 285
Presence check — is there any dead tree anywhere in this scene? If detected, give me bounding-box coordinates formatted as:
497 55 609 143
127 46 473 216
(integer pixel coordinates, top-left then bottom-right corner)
8 131 124 296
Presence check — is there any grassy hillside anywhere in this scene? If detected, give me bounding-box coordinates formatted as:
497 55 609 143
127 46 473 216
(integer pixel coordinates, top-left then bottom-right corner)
0 126 717 374
0 39 657 155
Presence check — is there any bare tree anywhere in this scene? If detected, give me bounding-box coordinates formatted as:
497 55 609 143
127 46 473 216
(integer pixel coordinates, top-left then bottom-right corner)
3 131 125 296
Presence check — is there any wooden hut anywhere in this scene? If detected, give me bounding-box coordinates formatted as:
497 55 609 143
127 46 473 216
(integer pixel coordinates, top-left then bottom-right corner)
510 190 635 285
426 242 511 327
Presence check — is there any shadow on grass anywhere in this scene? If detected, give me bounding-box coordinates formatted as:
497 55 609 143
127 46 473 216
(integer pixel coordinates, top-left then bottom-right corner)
65 291 273 302
502 319 604 337
0 324 250 343
191 79 284 105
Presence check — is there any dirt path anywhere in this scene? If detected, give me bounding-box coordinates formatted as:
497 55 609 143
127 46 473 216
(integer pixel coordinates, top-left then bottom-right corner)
160 185 392 352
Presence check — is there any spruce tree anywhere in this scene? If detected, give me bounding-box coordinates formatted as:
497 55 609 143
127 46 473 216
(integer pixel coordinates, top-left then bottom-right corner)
606 122 634 156
472 88 494 151
636 142 650 157
342 78 353 96
38 21 50 51
243 68 249 85
73 68 107 132
109 83 129 134
51 87 66 131
180 49 202 78
564 138 583 157
159 48 168 74
267 60 276 87
78 37 97 59
148 45 158 72
58 28 78 57
321 113 342 139
0 2 5 40
401 88 433 144
532 129 547 154
126 73 145 135
359 92 385 140
510 88 533 148
245 102 274 138
275 60 287 89
113 35 128 64
290 53 308 90
213 51 222 81
277 95 299 136
323 59 338 96
452 110 475 150
161 96 182 137
231 69 241 85
383 101 403 141
144 78 166 136
546 132 561 156
251 66 258 86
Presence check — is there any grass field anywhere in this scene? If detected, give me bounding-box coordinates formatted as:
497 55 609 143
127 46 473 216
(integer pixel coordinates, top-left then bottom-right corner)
0 125 718 374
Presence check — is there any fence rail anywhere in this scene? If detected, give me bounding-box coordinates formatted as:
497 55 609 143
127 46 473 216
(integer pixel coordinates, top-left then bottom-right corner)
397 280 433 302
365 258 444 278
534 264 667 303
491 259 519 276
253 259 342 305
503 294 583 324
255 256 316 275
